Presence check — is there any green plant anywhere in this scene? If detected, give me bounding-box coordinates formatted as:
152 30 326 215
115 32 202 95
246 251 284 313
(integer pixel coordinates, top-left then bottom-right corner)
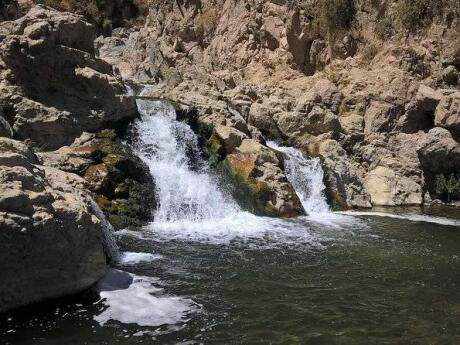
316 0 356 35
361 43 379 62
374 15 396 39
396 0 442 33
435 173 460 203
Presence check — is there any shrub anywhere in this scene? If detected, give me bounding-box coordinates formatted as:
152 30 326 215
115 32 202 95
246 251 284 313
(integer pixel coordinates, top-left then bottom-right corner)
39 0 149 31
361 43 379 62
194 6 220 39
374 16 396 39
316 0 356 35
396 0 441 33
435 173 460 203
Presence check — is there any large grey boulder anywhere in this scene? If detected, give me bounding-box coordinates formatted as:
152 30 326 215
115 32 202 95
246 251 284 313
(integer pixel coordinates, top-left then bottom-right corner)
0 137 107 313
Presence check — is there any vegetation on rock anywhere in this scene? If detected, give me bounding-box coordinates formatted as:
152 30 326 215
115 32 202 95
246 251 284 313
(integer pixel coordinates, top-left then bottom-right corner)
38 0 150 32
435 173 460 203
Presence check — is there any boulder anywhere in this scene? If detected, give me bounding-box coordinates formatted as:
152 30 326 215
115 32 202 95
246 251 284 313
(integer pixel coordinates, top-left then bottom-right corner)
363 166 423 206
37 130 156 229
221 138 304 217
0 5 136 149
434 91 460 132
0 137 107 313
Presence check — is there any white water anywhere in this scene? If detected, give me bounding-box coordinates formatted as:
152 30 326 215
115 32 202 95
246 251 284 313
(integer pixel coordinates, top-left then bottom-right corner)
94 271 196 327
266 142 329 214
338 211 460 227
128 98 323 244
132 99 239 223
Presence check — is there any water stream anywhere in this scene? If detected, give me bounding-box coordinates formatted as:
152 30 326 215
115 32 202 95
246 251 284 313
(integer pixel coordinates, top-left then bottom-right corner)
1 99 460 345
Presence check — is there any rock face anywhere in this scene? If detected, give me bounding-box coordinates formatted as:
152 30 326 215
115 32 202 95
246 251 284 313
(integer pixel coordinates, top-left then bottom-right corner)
96 0 460 207
169 93 304 217
0 5 136 150
0 137 107 313
38 130 156 229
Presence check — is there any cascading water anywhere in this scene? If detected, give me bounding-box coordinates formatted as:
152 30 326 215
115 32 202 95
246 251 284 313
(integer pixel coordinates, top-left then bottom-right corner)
267 141 330 214
130 99 239 224
127 97 322 244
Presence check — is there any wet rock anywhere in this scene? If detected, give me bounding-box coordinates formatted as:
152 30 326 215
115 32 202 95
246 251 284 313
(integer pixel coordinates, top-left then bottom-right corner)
221 138 304 217
38 130 155 229
0 137 107 313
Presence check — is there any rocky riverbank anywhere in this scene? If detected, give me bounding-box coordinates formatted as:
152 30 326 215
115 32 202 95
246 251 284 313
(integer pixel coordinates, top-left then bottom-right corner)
1 0 459 314
0 5 150 312
96 0 460 208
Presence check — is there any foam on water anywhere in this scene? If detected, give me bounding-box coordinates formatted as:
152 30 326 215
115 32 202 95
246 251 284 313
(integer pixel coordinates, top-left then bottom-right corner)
94 271 197 327
119 252 163 265
338 211 460 227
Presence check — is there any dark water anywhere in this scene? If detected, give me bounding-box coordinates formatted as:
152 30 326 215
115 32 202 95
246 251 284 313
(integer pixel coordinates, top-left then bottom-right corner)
1 208 460 345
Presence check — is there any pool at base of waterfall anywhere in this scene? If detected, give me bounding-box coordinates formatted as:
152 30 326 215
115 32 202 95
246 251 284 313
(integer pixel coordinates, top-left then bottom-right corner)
2 99 459 345
1 207 460 345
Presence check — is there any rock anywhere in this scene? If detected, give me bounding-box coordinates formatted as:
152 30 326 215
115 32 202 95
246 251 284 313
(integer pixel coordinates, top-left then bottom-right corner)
0 137 107 313
398 85 442 133
363 166 422 206
442 65 458 85
0 5 136 149
314 138 371 209
221 138 304 217
417 127 460 177
434 91 460 132
0 115 13 138
37 130 156 229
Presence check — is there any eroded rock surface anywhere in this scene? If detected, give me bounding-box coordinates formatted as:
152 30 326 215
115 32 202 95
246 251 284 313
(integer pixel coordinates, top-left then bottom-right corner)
0 137 107 312
96 0 460 207
0 5 136 150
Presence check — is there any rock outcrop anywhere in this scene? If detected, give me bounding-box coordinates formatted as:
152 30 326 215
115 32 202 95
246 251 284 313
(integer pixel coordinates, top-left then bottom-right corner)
38 129 156 229
164 89 304 217
96 0 460 208
0 137 107 312
0 5 136 150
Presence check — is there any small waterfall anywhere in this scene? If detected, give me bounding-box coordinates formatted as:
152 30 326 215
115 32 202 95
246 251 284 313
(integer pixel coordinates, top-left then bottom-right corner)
267 142 330 214
89 198 120 262
130 99 239 225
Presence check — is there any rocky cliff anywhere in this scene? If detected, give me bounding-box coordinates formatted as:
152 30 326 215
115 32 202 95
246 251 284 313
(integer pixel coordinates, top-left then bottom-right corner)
97 0 460 208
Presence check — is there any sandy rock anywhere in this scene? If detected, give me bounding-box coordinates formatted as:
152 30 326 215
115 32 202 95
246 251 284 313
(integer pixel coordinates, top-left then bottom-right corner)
364 166 423 206
0 137 107 313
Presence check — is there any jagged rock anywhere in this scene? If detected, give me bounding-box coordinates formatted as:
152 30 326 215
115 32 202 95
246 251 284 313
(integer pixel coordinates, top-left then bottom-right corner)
0 115 13 138
0 137 107 313
434 91 460 132
418 127 460 176
0 5 136 150
221 138 304 217
398 85 441 133
313 138 371 209
37 130 156 229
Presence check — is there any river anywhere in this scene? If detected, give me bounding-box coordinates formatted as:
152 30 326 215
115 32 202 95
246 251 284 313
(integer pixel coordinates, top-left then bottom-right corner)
1 98 459 345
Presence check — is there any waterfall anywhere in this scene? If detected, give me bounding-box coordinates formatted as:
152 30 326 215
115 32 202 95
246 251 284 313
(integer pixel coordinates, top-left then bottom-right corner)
123 97 329 244
267 142 330 214
130 99 239 224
